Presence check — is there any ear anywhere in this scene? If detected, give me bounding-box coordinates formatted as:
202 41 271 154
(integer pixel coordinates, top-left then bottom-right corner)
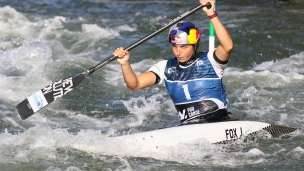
192 43 198 51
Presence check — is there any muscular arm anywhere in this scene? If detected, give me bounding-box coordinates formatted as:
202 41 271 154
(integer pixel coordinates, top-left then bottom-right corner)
113 47 156 91
200 0 233 62
121 62 156 91
211 17 233 62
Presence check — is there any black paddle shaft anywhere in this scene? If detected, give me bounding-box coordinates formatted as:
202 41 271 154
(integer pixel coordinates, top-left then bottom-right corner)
16 3 211 120
87 2 212 76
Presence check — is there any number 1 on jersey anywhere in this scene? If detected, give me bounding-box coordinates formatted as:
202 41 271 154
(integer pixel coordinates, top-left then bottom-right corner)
182 84 191 100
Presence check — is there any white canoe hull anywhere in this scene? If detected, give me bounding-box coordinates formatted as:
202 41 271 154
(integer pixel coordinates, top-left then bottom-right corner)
114 121 296 150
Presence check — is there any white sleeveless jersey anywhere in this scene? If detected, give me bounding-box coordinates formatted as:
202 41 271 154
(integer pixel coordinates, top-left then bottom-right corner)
149 51 228 109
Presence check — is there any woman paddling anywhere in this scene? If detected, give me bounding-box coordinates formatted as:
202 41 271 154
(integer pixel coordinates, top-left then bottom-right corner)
112 0 233 125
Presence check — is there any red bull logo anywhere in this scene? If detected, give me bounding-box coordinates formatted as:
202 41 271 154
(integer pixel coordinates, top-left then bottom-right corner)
171 35 182 44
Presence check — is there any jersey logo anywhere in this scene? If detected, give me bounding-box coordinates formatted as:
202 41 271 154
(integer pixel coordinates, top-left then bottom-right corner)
167 68 174 74
178 109 187 120
196 60 205 66
152 63 161 72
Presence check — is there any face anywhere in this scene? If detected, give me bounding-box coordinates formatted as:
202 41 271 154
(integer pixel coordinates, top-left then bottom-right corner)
171 44 195 62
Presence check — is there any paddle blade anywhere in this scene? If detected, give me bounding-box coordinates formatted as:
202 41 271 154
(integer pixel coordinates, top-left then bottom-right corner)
16 72 86 120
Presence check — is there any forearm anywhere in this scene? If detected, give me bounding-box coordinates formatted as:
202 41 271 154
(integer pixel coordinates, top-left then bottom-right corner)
200 0 233 61
211 16 233 54
121 62 140 91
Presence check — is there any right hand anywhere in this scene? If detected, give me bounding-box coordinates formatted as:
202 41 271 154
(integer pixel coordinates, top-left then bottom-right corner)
112 47 130 65
200 0 215 16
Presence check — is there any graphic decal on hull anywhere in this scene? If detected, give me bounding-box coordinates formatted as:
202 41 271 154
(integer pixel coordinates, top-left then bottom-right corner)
225 127 243 140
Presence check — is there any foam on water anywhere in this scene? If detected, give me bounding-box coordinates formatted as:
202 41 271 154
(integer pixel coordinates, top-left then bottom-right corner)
0 5 135 104
1 124 302 167
253 52 304 75
120 93 175 129
0 42 52 102
0 125 225 165
223 51 304 128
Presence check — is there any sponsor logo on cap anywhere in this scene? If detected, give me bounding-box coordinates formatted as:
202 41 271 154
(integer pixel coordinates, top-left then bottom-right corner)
171 35 182 44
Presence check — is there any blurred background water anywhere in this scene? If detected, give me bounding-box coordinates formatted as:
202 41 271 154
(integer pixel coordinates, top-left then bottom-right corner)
0 0 303 170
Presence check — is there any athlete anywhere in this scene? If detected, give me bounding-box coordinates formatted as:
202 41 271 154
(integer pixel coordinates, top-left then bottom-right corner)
112 0 233 124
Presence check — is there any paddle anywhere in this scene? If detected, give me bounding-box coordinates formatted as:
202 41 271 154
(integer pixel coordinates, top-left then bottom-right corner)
16 3 212 120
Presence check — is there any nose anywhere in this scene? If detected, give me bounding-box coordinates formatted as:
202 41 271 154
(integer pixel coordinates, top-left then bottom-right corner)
175 47 182 56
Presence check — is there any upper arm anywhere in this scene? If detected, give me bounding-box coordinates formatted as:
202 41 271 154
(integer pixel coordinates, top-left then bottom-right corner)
135 71 157 90
214 45 231 62
131 60 167 91
207 51 228 78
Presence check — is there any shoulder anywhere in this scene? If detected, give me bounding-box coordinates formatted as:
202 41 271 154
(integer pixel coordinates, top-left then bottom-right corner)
148 60 168 85
197 50 229 65
206 50 228 77
207 50 229 66
149 60 167 73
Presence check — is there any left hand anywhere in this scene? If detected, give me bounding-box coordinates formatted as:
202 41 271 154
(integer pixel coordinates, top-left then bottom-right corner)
112 47 130 65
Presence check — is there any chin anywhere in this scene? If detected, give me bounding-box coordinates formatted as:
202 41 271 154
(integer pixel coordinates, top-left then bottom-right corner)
177 58 185 62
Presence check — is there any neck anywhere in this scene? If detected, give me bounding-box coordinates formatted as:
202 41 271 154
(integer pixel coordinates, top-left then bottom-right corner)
178 56 196 66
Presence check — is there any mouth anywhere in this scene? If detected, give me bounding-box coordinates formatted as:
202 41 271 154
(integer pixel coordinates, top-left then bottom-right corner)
176 57 186 62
